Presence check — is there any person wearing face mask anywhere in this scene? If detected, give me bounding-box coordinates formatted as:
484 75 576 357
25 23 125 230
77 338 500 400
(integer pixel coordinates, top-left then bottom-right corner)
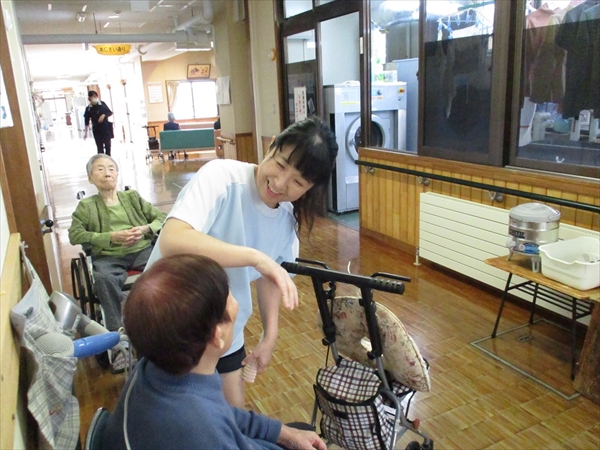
83 90 114 156
144 116 338 409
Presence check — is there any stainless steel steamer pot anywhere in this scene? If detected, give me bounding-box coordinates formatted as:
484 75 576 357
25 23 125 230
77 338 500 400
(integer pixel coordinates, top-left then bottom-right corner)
506 203 561 254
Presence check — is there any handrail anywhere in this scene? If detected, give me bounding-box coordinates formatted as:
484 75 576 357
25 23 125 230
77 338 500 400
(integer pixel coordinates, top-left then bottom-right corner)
216 136 235 146
356 159 600 214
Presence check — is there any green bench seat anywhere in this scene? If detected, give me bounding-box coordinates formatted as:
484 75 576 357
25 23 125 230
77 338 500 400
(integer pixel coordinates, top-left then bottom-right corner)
159 129 215 152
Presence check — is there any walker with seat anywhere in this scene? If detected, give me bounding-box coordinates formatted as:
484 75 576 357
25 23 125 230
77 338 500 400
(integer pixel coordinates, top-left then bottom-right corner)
283 258 434 450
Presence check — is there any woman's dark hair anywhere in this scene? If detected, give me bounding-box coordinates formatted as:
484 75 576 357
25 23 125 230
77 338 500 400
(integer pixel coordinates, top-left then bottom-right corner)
88 90 98 98
269 116 338 233
123 254 230 374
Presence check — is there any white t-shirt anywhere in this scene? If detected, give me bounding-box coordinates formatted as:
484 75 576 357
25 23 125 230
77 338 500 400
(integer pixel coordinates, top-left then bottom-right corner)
147 159 299 356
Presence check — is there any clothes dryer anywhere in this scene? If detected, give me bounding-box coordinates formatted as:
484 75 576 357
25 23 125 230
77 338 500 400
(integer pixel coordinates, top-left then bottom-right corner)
325 82 406 213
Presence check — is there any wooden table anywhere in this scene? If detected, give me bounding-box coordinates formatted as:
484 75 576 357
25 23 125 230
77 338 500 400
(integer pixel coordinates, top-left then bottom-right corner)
485 254 600 401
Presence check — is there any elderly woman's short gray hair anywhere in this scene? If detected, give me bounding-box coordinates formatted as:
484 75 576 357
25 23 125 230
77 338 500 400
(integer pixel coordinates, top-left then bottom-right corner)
86 154 119 175
167 112 176 122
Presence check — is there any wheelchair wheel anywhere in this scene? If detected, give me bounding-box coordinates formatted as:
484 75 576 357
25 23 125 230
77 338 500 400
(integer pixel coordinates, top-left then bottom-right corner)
71 257 90 315
406 442 421 450
79 253 100 321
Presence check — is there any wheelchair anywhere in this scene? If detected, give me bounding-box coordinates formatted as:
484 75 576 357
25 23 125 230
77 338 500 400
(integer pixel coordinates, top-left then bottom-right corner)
70 189 143 369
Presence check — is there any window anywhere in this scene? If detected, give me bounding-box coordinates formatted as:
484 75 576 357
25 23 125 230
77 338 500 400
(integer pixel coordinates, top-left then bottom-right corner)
510 0 600 178
170 80 218 120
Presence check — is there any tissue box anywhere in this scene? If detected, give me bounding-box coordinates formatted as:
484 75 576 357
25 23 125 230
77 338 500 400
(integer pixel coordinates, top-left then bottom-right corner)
539 236 600 290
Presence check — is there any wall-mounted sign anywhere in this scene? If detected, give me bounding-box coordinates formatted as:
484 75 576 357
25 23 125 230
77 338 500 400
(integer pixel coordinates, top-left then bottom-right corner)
93 44 132 56
294 86 307 122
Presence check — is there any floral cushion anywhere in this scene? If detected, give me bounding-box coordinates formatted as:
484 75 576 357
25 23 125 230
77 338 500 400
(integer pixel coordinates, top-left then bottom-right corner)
317 296 430 392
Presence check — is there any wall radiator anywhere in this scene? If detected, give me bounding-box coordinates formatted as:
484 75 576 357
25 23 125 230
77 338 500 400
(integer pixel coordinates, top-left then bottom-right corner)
419 192 599 322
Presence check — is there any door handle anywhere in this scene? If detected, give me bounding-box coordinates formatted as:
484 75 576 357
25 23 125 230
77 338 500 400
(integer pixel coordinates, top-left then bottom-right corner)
40 204 54 234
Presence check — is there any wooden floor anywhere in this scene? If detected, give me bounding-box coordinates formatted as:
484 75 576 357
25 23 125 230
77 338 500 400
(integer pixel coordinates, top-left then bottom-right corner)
44 135 599 449
69 216 600 449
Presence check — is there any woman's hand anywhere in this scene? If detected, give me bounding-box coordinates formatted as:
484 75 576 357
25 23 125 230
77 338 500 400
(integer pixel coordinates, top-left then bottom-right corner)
254 256 298 310
243 336 276 377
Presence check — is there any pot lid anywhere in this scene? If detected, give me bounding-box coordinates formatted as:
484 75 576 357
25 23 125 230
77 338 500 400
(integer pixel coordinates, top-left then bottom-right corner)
509 203 561 223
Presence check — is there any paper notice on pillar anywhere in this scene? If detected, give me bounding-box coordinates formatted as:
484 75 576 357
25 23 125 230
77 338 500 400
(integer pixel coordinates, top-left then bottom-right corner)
0 67 14 128
147 82 163 104
217 77 231 105
294 87 307 122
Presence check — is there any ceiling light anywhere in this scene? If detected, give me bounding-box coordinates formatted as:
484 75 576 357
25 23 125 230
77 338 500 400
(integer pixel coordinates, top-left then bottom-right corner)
48 4 52 11
108 15 120 18
77 13 86 22
82 5 87 12
103 22 110 28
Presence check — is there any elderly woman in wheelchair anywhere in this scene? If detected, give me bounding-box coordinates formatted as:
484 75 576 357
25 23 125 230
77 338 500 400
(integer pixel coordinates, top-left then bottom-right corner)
68 155 166 369
96 254 325 450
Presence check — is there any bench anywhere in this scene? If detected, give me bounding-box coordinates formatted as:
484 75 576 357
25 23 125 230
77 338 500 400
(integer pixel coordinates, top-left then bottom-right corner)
159 129 215 159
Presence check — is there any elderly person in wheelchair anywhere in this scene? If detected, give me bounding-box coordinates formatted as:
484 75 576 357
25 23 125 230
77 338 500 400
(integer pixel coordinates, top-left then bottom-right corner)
68 154 167 339
99 254 325 450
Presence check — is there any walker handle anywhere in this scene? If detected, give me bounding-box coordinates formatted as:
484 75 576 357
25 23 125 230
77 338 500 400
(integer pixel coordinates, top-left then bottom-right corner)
282 261 406 295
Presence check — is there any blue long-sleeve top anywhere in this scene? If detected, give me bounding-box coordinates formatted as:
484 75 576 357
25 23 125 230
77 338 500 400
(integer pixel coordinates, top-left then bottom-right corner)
101 358 283 450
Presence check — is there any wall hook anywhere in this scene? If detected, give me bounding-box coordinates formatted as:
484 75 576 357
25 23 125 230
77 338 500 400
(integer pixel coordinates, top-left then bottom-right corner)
488 191 504 203
417 176 430 186
363 166 375 175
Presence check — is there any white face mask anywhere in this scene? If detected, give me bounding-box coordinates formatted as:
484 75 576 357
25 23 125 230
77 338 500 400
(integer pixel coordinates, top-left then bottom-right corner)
90 98 99 105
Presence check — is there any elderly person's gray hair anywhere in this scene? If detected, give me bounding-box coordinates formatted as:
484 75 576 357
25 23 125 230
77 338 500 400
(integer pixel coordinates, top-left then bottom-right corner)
167 112 176 122
86 154 119 175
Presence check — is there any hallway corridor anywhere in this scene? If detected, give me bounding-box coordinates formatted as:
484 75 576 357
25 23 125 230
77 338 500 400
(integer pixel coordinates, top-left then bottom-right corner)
41 130 599 450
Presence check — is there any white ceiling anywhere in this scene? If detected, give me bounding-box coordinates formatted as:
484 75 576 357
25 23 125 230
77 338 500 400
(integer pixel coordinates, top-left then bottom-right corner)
13 0 223 86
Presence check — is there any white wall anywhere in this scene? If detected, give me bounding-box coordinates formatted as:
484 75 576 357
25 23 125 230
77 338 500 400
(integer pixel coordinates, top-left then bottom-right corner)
142 51 216 123
248 0 281 158
213 0 253 135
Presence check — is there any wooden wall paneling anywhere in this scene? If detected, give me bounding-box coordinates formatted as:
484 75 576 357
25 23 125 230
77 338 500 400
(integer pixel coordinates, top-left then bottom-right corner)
385 168 393 238
359 166 368 230
481 178 495 206
460 173 471 200
373 165 382 233
472 175 484 204
558 191 578 226
367 164 375 231
0 233 22 450
391 169 400 242
397 170 406 243
450 171 461 198
235 133 256 164
407 165 418 246
358 149 600 253
575 194 597 230
221 132 237 160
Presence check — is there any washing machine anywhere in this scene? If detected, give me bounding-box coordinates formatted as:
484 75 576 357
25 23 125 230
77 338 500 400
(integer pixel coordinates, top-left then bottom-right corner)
325 81 406 213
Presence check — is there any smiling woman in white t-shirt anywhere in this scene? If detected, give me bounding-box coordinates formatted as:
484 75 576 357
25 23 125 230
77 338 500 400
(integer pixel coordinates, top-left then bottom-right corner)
145 116 338 407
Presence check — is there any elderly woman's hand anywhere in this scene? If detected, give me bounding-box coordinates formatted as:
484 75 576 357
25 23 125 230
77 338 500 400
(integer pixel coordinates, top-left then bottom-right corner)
110 226 150 247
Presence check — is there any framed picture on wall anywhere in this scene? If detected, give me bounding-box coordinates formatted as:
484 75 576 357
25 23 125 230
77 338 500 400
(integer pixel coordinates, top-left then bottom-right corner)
187 64 211 79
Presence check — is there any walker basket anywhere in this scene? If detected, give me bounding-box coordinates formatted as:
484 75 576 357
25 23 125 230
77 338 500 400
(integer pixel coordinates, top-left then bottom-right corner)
315 358 394 450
